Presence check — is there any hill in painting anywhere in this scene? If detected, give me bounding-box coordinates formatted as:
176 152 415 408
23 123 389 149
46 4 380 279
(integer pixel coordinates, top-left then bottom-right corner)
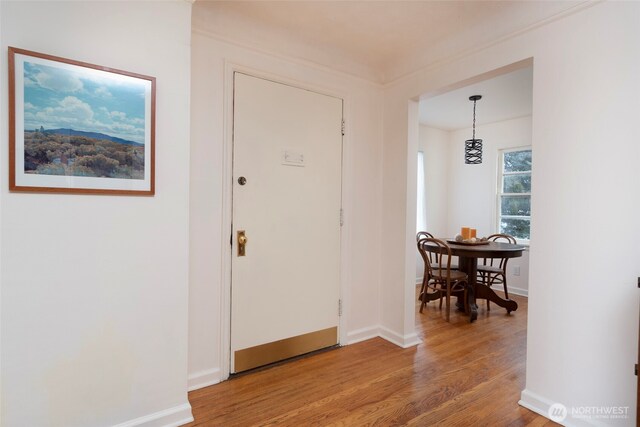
24 128 145 179
40 128 144 147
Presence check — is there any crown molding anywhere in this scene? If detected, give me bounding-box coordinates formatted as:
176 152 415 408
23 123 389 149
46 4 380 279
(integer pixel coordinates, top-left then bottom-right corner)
192 26 385 89
383 0 602 88
192 0 601 88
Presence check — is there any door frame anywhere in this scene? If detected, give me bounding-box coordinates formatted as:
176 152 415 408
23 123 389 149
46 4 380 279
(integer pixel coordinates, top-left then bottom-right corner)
219 62 352 380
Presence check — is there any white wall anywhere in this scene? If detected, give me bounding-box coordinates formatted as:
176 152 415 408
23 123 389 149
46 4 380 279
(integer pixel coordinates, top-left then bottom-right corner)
383 2 640 425
419 125 449 237
189 3 384 388
0 2 193 426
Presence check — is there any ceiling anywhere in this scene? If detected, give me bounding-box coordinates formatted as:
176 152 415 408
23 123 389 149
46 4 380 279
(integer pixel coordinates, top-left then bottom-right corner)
419 66 533 130
194 1 587 84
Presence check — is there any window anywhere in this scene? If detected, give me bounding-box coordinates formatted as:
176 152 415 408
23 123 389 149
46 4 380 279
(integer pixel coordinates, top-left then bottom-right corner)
497 147 531 242
416 151 426 233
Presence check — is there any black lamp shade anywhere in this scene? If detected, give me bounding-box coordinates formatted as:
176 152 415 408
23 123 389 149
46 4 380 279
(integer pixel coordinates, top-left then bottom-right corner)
465 138 482 164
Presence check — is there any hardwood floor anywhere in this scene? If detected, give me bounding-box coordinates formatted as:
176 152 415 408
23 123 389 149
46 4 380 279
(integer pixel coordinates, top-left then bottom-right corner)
188 292 556 426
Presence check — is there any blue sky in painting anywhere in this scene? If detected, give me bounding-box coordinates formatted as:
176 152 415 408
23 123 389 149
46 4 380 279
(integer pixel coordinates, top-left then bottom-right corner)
23 60 147 144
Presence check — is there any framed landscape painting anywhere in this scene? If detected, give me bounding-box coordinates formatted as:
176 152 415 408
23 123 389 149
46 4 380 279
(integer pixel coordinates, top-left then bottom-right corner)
8 47 155 195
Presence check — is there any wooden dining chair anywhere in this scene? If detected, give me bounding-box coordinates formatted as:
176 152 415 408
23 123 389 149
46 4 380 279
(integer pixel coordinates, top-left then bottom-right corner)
477 233 516 310
416 231 458 271
417 237 468 321
416 231 458 307
416 232 435 307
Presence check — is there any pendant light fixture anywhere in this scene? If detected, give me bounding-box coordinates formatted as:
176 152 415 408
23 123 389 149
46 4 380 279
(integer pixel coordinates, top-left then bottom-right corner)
465 95 483 164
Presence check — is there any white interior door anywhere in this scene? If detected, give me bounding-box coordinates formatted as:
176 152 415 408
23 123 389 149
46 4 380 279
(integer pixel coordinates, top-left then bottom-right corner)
231 73 343 373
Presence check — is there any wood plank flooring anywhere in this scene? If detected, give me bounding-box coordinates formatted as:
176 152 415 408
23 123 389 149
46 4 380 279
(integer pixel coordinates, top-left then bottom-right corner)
188 292 556 426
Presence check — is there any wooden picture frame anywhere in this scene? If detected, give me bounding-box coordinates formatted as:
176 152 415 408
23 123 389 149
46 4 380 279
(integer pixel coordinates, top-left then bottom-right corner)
8 47 155 195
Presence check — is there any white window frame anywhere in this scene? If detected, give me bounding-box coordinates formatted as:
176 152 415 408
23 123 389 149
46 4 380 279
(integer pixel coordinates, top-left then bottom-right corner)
496 146 531 245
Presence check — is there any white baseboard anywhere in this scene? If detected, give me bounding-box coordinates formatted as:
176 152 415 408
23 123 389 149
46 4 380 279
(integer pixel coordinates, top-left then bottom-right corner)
188 368 222 391
114 403 193 427
346 326 380 345
378 326 421 348
344 325 421 349
519 389 555 422
519 389 602 427
508 286 528 297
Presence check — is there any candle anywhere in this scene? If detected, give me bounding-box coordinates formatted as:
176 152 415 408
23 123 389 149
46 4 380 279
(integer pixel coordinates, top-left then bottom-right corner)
461 227 470 240
470 228 477 238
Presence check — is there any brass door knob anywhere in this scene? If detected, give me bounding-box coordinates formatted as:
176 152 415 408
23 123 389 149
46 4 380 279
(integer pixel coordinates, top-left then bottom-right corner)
237 230 247 256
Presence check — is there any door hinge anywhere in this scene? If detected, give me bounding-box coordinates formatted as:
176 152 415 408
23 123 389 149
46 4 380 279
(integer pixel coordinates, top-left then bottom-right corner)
340 208 344 227
635 364 638 376
338 299 343 316
341 119 345 136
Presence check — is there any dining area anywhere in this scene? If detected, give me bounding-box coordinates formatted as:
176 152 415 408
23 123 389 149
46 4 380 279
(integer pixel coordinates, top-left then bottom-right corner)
417 67 533 324
416 228 526 323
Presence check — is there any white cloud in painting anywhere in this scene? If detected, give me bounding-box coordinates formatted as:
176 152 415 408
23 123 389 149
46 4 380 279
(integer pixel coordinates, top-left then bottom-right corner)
33 68 83 92
36 96 94 125
25 98 145 143
105 110 144 134
94 86 112 98
112 123 140 133
23 61 147 144
24 76 37 87
109 111 127 121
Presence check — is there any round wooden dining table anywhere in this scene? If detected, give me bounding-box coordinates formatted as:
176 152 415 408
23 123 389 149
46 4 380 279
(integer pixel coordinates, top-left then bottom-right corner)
421 239 525 322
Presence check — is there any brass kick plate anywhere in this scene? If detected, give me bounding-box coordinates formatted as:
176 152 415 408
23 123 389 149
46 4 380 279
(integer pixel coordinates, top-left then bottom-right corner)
234 327 338 372
237 230 247 256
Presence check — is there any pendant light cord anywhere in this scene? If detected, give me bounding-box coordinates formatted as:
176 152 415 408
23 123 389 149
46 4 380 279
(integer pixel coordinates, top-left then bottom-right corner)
472 99 477 141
